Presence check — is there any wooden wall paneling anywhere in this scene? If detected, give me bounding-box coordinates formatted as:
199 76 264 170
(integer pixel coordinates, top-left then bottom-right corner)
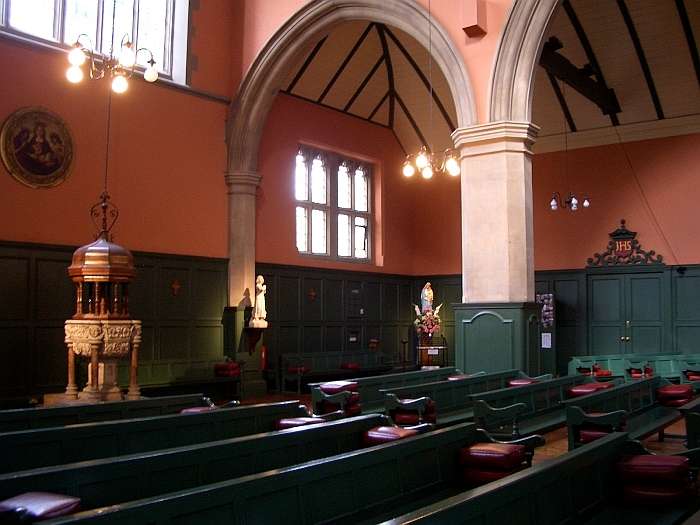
673 266 700 353
302 277 323 322
324 278 344 322
363 281 381 321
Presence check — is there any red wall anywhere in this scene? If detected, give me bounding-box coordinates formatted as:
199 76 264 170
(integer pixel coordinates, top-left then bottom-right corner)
533 133 700 270
256 93 420 275
0 2 235 258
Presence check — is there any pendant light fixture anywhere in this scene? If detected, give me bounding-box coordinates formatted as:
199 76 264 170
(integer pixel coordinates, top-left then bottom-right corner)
549 81 590 211
401 0 460 179
65 0 158 93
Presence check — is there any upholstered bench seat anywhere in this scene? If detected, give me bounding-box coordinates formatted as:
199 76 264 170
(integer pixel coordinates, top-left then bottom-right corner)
508 378 538 387
319 381 359 394
180 406 217 414
0 492 80 519
363 425 418 445
657 384 693 407
568 382 614 397
276 417 326 430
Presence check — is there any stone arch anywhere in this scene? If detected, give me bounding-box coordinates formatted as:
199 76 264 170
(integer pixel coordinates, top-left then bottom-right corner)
227 0 477 174
489 0 560 123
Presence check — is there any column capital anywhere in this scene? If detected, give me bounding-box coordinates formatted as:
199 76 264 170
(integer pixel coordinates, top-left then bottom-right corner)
452 121 540 157
225 170 262 195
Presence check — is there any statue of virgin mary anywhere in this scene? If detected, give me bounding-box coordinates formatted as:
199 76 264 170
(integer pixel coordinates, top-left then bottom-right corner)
420 282 434 313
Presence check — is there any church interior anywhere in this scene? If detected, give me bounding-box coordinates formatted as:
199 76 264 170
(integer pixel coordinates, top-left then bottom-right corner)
0 0 699 523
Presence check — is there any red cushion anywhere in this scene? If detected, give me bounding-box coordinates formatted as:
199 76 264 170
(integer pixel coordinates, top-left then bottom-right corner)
617 455 689 483
287 366 311 374
447 374 470 381
180 406 217 414
623 484 693 505
463 468 514 487
579 428 611 443
508 378 538 387
276 417 326 430
319 381 359 394
214 363 240 377
363 426 418 445
660 397 693 407
0 492 81 519
459 443 526 471
657 384 693 399
392 411 436 425
577 367 592 376
340 362 361 370
397 398 436 413
344 403 362 416
594 370 612 377
568 382 612 397
687 374 700 382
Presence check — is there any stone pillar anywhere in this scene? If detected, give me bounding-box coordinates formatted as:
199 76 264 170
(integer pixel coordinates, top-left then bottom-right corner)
451 121 541 375
225 170 266 397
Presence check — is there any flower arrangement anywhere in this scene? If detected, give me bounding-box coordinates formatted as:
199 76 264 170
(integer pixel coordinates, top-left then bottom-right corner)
413 303 443 336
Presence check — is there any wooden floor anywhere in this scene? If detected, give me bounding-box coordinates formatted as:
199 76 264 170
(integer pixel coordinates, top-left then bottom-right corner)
241 392 689 461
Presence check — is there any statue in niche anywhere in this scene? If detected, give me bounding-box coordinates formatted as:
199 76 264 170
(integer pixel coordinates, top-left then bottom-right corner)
249 275 268 328
420 282 434 313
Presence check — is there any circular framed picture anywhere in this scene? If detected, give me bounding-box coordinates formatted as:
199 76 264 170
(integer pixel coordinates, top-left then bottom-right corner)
0 107 74 188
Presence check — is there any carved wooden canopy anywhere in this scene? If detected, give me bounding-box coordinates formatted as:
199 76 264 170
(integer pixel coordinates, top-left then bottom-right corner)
586 219 664 267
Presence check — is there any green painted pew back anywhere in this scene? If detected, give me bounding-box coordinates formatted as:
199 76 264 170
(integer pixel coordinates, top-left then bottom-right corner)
0 414 388 511
379 369 527 415
569 353 700 381
309 366 462 412
568 354 630 377
379 433 630 525
0 394 207 433
562 376 660 415
0 400 306 473
43 423 479 525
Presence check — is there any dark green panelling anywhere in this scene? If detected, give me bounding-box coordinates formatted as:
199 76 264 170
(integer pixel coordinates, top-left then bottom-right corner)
0 241 228 399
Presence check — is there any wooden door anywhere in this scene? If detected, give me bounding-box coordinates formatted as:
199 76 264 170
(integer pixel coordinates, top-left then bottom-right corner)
625 273 665 354
588 275 626 354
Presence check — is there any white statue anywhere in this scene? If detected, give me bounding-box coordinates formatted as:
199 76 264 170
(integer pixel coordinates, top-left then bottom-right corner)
250 275 268 328
420 282 434 313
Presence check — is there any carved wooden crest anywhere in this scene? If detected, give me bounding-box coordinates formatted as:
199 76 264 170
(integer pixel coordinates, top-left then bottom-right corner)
586 219 664 267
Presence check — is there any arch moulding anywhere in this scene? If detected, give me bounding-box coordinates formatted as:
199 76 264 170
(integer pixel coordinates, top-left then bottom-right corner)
226 0 477 175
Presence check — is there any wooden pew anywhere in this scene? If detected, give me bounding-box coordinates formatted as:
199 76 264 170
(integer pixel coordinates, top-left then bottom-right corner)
0 394 210 433
681 397 700 448
379 434 700 525
564 377 685 450
309 366 466 413
471 375 606 437
37 423 543 525
569 352 700 382
0 400 312 473
0 414 396 511
381 370 552 426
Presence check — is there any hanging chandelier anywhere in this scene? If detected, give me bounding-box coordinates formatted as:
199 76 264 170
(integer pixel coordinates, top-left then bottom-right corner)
401 0 460 180
549 81 590 211
65 0 158 93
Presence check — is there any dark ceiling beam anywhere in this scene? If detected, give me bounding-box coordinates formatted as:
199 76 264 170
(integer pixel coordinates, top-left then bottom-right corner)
546 72 577 132
561 0 620 126
286 36 328 93
368 91 390 123
280 91 392 129
616 0 664 119
344 55 385 112
394 93 428 148
674 0 700 86
375 24 396 128
391 129 408 156
318 23 375 104
539 37 621 117
382 25 456 131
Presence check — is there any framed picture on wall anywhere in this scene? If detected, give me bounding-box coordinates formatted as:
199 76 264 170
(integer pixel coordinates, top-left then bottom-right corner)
0 107 74 188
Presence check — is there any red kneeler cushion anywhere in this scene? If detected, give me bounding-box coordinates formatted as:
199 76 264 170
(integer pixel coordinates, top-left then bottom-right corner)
508 378 538 387
319 381 359 394
363 426 418 445
684 370 700 381
447 374 470 381
657 384 693 407
287 366 311 375
0 492 81 519
617 455 689 484
180 406 217 414
594 369 612 377
392 399 436 425
568 382 614 398
623 484 694 505
214 362 240 377
276 417 326 430
460 443 526 471
341 362 361 371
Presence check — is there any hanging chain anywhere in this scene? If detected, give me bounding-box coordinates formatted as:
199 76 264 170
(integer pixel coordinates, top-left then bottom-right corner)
428 0 433 153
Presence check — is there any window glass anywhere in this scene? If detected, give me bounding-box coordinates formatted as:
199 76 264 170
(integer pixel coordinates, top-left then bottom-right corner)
101 0 134 56
64 0 99 45
338 214 351 257
9 0 55 40
311 210 326 254
354 217 368 259
136 0 168 71
310 157 326 204
295 153 308 201
295 207 308 252
354 167 368 211
337 164 351 209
